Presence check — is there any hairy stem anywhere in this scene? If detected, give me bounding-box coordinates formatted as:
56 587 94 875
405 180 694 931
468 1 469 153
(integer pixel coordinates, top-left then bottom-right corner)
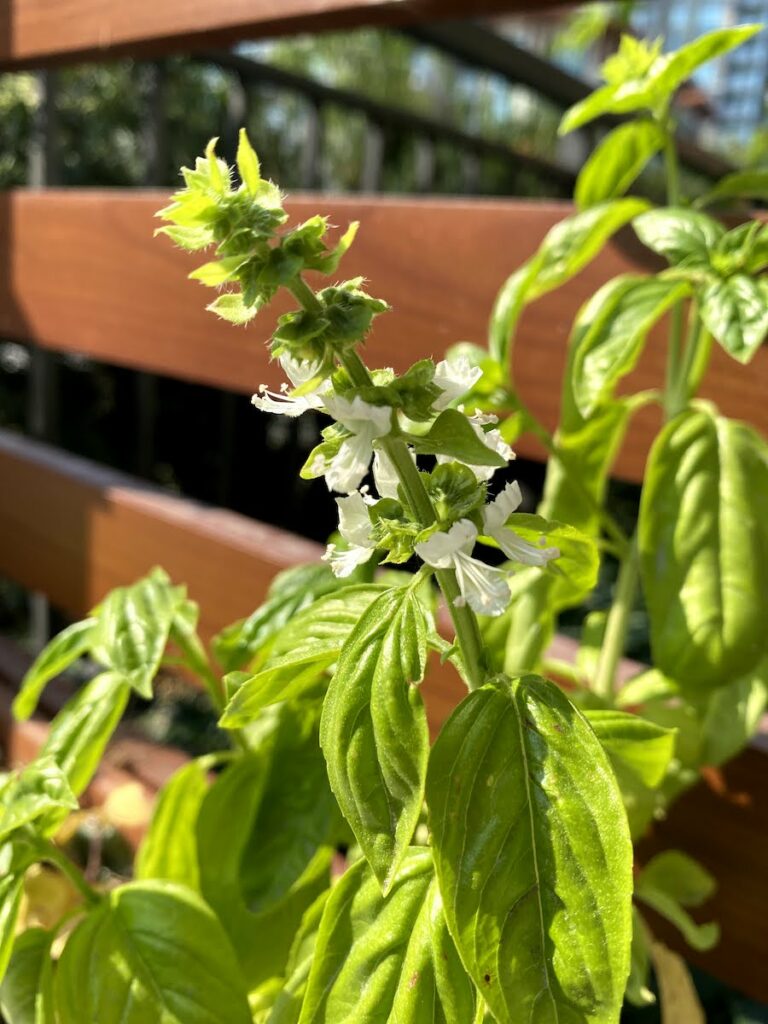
593 537 639 700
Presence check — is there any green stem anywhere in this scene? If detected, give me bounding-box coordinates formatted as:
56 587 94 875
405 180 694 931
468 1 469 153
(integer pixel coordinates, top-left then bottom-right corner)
591 121 683 700
38 839 100 906
287 276 323 314
340 348 486 691
593 536 639 701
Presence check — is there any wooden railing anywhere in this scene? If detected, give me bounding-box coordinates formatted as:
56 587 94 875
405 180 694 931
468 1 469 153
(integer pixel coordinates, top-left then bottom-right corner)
1 0 768 1006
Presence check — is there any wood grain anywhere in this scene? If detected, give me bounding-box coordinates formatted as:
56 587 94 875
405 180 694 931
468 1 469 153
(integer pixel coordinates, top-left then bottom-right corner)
3 191 767 483
0 0 586 71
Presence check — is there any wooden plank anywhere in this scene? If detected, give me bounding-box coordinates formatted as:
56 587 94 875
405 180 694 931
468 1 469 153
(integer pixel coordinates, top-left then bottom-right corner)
3 191 768 483
0 429 320 642
0 0 586 72
637 748 768 1005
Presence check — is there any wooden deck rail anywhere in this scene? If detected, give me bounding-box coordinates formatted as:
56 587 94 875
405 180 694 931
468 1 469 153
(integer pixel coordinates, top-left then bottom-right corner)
0 0 587 71
2 191 768 485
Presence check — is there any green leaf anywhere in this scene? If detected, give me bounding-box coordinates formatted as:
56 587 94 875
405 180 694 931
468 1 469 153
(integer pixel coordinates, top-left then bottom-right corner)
639 408 768 689
700 274 768 364
701 657 768 766
427 675 632 1023
489 199 648 368
633 207 724 267
213 563 340 674
40 671 130 797
236 128 261 193
90 569 183 699
267 892 329 1024
625 910 655 1008
492 513 599 608
206 292 259 325
0 757 77 842
638 851 716 907
575 121 664 209
135 756 217 889
585 709 676 787
409 409 506 467
298 850 475 1024
196 712 333 988
220 585 387 728
320 588 429 893
55 880 252 1023
572 275 691 417
13 618 97 721
651 25 762 99
0 928 55 1024
635 853 719 952
696 169 768 209
0 874 24 988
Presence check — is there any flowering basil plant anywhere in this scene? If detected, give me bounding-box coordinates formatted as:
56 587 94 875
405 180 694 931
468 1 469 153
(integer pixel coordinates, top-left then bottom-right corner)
3 23 768 1024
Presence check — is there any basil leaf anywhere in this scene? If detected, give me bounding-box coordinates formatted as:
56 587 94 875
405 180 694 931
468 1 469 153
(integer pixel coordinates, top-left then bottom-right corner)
54 881 252 1023
699 274 768 364
13 618 97 721
299 850 475 1024
39 671 130 797
409 410 506 467
572 275 691 417
652 25 761 99
701 657 768 766
640 408 768 689
0 758 77 842
489 199 648 368
267 892 329 1024
321 588 429 892
197 707 333 988
696 168 768 209
0 927 55 1024
0 876 25 988
90 568 184 699
220 585 387 728
213 563 340 673
585 709 676 787
625 910 655 1008
633 207 724 268
575 121 664 209
635 854 719 952
427 675 632 1023
135 756 217 888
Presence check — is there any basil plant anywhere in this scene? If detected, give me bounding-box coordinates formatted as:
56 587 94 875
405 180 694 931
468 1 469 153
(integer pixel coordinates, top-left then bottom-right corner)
2 23 767 1024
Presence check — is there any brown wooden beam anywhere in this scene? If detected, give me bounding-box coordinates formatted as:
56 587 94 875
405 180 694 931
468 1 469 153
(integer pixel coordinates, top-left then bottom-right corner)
2 191 767 483
0 1 587 72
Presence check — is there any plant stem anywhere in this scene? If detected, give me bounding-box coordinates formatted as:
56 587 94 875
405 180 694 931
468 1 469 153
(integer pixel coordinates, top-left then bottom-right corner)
38 839 101 906
288 276 323 314
593 536 639 701
339 348 487 691
592 122 684 700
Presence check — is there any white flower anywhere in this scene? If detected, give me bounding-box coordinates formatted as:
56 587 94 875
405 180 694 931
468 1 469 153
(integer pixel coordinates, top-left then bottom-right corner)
436 414 514 482
415 519 510 617
322 395 392 493
252 355 328 417
433 357 482 411
482 482 560 567
372 448 411 501
323 492 376 577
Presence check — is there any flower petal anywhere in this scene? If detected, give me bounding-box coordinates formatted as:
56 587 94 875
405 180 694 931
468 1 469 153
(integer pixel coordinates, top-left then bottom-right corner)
336 492 375 548
325 433 374 493
415 519 477 569
482 480 523 533
325 394 392 438
323 542 374 579
492 527 559 567
372 449 407 500
251 386 312 417
453 551 510 616
433 357 483 410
